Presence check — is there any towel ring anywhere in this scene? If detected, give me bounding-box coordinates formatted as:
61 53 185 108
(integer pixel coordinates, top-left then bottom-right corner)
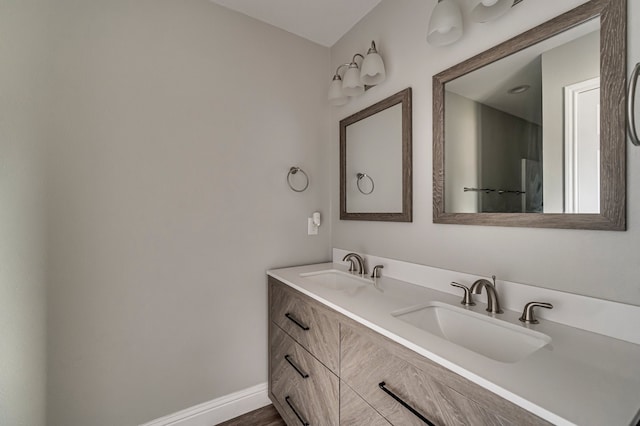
287 167 309 192
356 173 375 195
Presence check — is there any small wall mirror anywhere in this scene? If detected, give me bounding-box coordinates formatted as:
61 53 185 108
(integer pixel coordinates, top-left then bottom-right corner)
341 88 412 221
433 0 626 230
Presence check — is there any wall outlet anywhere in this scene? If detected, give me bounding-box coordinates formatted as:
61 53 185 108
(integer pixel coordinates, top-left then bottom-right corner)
307 218 318 235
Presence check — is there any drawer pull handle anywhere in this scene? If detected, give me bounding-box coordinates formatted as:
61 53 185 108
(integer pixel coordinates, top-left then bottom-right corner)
285 355 310 379
285 395 310 426
285 313 310 331
379 382 435 426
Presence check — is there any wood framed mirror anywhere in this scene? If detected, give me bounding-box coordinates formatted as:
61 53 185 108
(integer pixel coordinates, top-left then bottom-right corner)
433 0 626 230
341 88 412 222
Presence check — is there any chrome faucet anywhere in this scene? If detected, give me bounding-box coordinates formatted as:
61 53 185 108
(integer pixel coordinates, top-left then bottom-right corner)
470 275 503 314
342 253 366 276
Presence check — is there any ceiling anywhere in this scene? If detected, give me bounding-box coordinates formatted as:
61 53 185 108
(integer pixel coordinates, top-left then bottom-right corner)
446 19 600 125
209 0 382 47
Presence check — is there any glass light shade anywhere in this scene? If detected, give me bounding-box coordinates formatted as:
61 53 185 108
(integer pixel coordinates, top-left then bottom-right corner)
470 0 514 22
342 66 364 96
427 0 463 47
328 78 349 106
360 52 386 86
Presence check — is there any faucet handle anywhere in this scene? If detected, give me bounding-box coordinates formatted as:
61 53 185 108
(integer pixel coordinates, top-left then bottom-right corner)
450 282 475 306
519 302 553 324
371 265 384 279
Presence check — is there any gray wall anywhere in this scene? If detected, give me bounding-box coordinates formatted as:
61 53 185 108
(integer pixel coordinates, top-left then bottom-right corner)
346 103 403 213
479 104 541 213
331 0 640 306
444 91 479 213
0 1 49 425
44 1 330 425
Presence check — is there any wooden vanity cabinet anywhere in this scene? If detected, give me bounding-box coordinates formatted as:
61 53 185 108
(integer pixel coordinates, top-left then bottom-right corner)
269 277 341 425
340 323 549 426
340 382 391 426
270 277 340 374
268 277 550 426
270 325 339 425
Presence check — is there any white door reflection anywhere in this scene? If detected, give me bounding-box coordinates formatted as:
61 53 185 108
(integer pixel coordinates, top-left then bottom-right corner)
564 78 600 213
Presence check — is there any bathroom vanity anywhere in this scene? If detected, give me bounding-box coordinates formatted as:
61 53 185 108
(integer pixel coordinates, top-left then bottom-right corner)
267 0 640 423
267 259 640 426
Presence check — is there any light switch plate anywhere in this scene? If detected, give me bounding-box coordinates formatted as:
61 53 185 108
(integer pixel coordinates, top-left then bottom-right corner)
307 218 318 235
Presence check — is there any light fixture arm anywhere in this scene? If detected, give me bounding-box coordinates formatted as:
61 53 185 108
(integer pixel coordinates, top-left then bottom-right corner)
332 63 351 80
350 53 364 67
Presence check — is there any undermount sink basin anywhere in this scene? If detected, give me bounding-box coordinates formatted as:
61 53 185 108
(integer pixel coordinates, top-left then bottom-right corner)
300 269 371 291
392 302 551 363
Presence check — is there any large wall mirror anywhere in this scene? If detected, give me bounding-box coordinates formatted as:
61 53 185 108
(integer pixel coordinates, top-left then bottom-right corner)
433 0 626 230
341 88 412 221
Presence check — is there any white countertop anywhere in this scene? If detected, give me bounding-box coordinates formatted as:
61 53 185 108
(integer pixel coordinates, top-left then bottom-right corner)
268 262 640 426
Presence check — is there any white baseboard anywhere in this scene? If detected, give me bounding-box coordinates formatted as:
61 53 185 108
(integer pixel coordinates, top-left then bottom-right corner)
139 383 271 426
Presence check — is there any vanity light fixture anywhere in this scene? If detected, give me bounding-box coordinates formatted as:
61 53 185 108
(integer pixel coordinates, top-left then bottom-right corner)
360 42 386 85
328 68 349 106
342 54 366 97
427 0 526 47
427 0 462 46
427 0 463 47
328 41 386 106
470 0 524 23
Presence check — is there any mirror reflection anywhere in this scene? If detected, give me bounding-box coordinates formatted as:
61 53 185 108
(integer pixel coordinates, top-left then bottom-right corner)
340 88 412 222
346 103 402 213
445 19 600 214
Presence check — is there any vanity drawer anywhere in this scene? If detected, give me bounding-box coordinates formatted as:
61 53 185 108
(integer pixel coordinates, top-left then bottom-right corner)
270 324 339 426
269 277 340 374
340 323 549 426
340 381 391 426
341 323 447 425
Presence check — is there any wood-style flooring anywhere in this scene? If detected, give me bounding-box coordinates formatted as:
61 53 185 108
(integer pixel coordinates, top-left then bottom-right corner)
217 404 285 426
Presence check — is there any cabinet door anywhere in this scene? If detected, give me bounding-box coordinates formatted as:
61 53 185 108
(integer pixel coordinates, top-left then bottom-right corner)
269 277 340 374
341 324 519 426
270 324 339 426
341 326 444 426
340 382 391 426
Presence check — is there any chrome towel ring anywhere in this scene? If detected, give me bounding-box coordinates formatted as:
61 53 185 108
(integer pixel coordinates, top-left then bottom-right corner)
628 62 640 146
287 167 309 192
356 173 375 195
